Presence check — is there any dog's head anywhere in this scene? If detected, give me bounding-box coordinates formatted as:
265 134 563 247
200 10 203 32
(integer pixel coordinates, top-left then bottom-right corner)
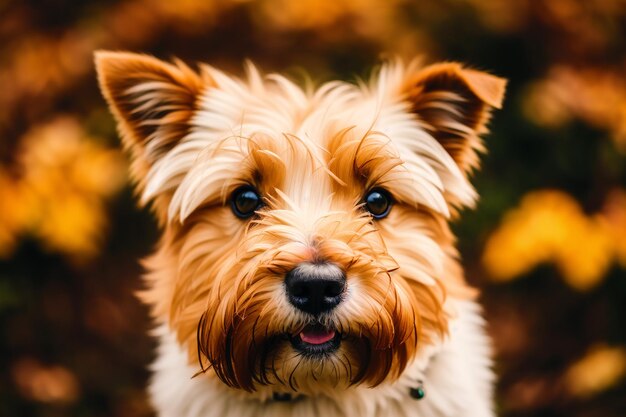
96 52 505 394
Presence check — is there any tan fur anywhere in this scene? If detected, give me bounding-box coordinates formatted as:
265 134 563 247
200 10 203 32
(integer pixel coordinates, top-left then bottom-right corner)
96 51 505 401
400 62 505 177
95 51 212 224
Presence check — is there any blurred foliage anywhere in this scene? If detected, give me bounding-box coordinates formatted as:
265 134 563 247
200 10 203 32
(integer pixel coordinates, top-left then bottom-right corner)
0 117 125 261
482 190 622 291
564 345 626 399
1 0 625 416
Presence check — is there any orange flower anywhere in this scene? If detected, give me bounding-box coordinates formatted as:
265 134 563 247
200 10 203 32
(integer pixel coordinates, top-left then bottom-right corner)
523 67 626 152
603 189 626 268
12 358 79 404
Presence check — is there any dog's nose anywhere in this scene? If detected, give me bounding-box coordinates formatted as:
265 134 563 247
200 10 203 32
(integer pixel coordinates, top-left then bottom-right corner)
285 263 346 316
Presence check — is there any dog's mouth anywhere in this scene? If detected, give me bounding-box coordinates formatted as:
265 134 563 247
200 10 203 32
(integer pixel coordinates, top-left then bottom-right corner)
290 324 341 356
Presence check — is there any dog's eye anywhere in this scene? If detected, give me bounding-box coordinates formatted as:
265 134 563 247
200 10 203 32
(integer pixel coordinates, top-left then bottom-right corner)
364 188 392 219
231 186 263 219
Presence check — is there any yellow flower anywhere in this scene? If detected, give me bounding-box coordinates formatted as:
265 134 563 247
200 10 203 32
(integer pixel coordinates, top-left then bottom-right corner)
0 173 22 257
564 345 626 398
1 116 126 261
555 215 613 291
36 192 105 260
483 190 616 290
0 172 38 257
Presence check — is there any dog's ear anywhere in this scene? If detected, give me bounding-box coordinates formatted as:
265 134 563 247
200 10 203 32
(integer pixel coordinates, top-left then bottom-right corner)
95 51 208 195
401 62 506 174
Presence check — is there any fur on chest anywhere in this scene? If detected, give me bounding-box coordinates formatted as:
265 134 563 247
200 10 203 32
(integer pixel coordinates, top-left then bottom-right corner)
148 301 495 417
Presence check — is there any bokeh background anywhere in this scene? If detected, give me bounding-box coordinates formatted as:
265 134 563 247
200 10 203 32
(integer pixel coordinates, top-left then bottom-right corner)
1 0 626 416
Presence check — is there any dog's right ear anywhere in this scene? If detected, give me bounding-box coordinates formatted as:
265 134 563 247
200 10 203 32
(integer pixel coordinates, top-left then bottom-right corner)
95 51 209 200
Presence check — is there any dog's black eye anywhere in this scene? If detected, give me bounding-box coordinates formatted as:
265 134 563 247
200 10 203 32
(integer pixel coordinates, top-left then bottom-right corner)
231 186 262 219
364 188 392 219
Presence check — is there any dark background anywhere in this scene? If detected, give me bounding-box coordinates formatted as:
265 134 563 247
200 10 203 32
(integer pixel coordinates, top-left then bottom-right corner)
1 1 626 416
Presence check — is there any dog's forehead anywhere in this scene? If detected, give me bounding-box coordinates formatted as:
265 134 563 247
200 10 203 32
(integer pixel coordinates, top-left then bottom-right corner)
246 82 381 206
197 73 379 149
193 73 422 186
150 70 471 222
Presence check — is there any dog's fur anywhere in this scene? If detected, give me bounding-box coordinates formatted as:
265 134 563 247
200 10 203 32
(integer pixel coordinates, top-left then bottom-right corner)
96 51 505 417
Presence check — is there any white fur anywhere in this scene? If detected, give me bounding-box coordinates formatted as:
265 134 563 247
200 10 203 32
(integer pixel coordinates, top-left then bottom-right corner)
148 300 495 417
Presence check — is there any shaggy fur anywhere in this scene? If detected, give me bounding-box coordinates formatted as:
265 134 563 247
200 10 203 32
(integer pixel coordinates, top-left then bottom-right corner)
96 51 505 417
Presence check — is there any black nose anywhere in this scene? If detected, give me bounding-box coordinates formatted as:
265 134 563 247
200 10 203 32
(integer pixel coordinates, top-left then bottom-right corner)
285 263 346 316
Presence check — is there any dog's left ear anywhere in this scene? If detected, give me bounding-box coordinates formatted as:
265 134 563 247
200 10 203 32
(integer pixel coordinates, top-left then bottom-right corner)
95 51 209 197
401 62 506 174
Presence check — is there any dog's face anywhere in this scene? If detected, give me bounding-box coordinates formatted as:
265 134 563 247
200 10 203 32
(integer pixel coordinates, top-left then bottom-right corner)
96 52 505 394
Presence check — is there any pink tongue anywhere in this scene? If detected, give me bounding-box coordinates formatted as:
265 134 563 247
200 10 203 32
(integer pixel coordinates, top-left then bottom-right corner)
300 328 336 345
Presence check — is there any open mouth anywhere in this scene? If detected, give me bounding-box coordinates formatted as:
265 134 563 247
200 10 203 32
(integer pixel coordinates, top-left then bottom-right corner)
290 324 341 356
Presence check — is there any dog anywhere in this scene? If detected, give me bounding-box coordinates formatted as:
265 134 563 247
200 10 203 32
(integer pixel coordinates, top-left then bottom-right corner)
96 51 505 417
